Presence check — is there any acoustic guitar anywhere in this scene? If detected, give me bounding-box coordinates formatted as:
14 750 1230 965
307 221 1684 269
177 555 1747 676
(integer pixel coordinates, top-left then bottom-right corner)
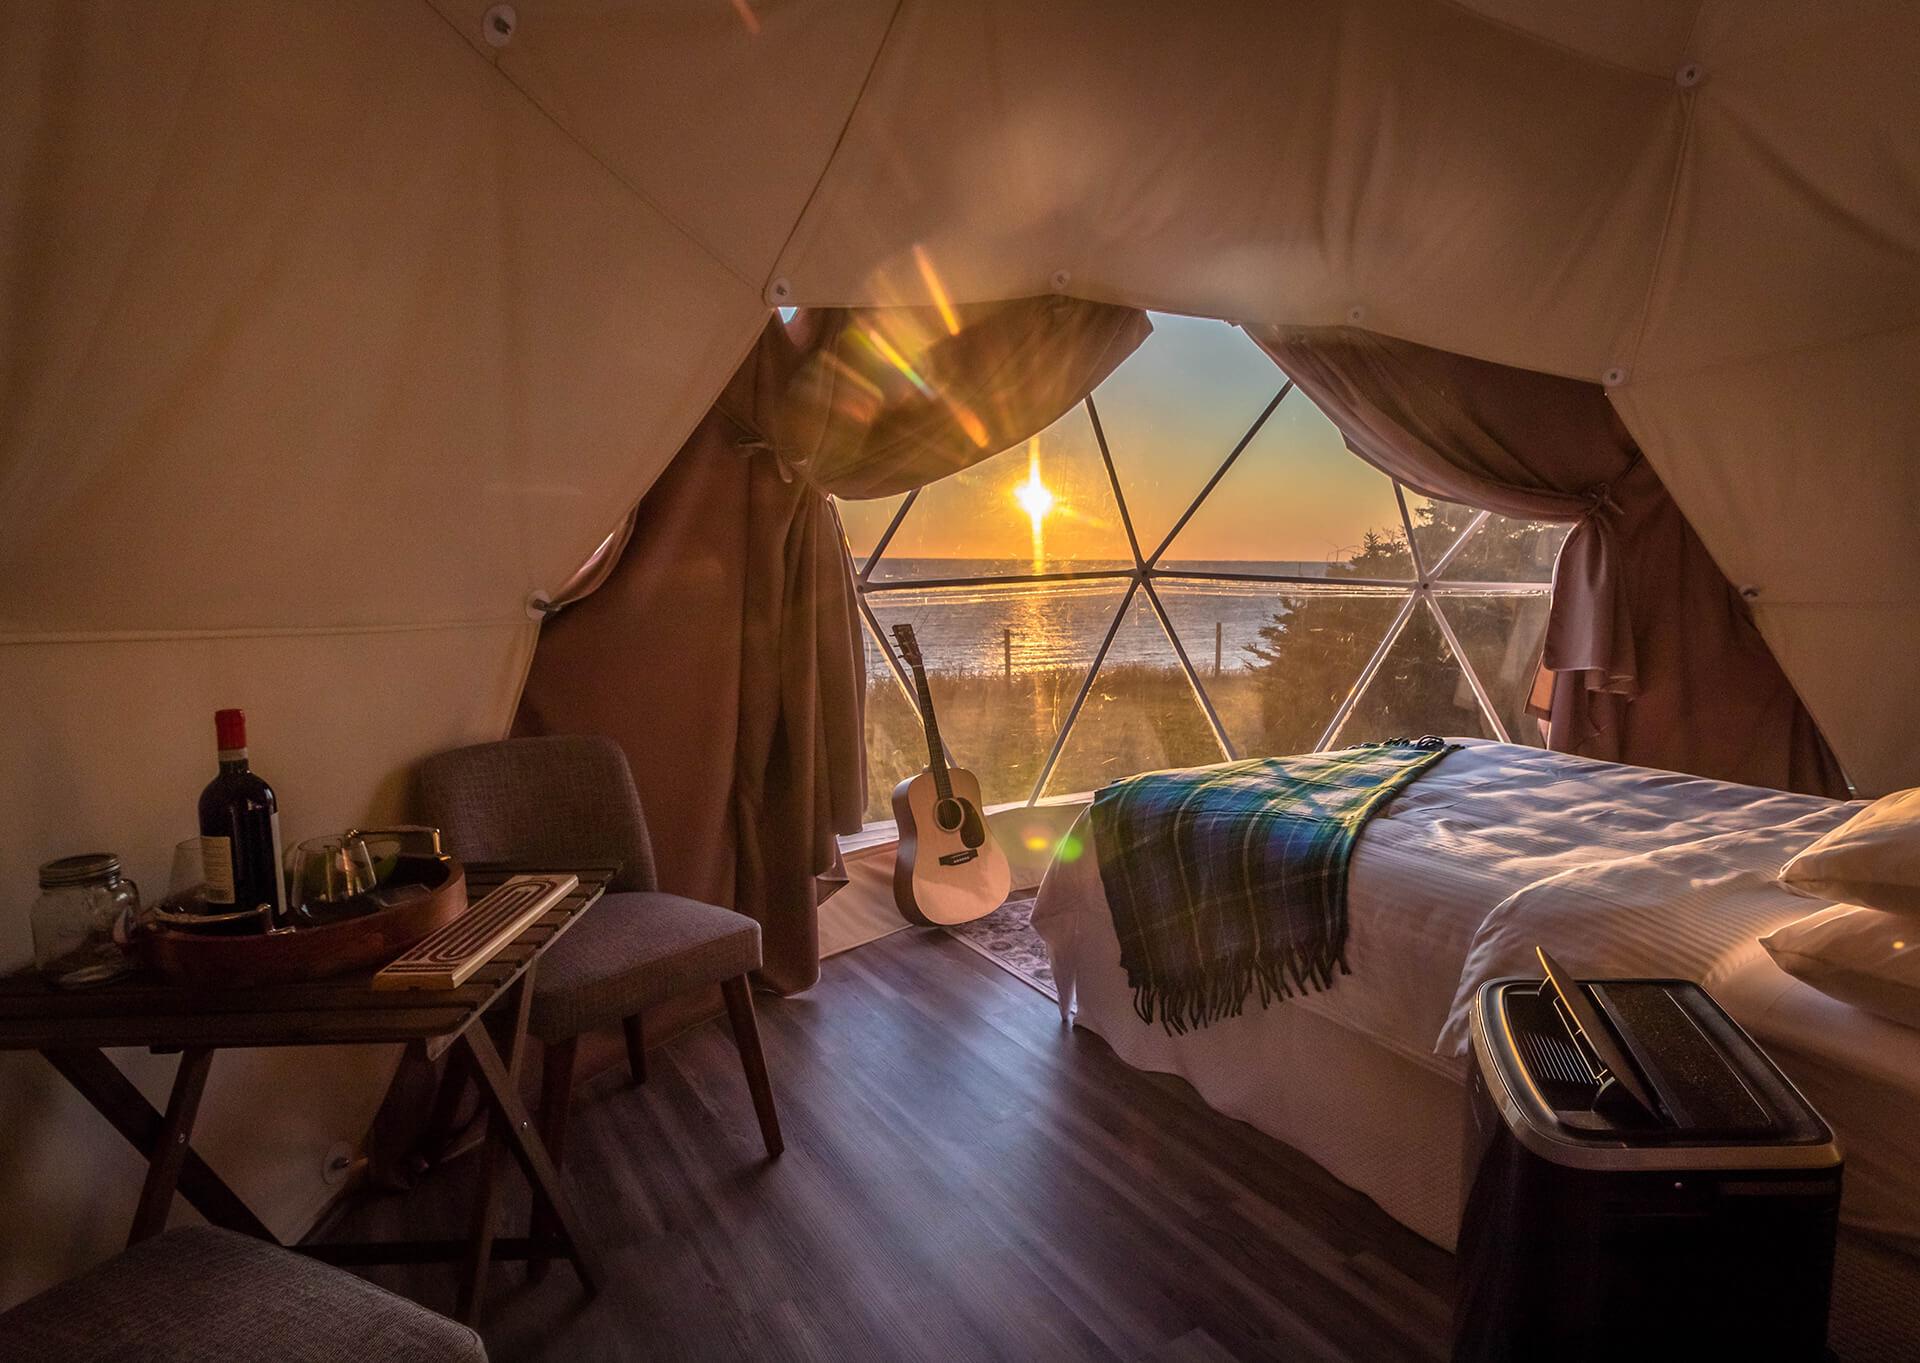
889 623 1012 927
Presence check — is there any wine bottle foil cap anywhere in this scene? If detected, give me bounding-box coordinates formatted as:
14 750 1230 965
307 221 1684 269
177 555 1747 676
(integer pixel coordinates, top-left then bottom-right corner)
215 708 247 750
39 852 121 888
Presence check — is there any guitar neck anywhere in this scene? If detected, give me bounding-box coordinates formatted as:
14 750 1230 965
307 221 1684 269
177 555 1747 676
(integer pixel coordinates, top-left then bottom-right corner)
906 659 954 803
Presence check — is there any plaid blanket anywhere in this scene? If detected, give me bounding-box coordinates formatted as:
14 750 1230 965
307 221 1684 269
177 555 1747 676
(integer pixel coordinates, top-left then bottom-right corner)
1091 740 1458 1033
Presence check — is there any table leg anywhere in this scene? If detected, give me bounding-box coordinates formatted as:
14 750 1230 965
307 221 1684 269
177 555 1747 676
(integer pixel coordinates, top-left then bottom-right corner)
458 1018 600 1299
456 971 535 1324
40 1048 273 1243
129 1046 215 1245
419 1046 477 1166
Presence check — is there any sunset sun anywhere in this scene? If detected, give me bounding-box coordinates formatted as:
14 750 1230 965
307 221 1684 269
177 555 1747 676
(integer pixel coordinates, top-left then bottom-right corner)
1013 443 1055 530
1013 440 1055 566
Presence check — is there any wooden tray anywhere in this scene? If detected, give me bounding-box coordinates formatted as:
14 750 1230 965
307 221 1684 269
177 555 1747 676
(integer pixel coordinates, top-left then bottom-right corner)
136 856 469 990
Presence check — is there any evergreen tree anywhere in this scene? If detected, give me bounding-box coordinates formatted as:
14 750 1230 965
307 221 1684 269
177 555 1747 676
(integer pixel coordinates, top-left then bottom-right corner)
1246 503 1563 752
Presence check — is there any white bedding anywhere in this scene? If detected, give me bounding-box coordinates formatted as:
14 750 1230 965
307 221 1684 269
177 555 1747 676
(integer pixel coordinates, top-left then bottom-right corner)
1438 808 1920 1242
1033 740 1920 1246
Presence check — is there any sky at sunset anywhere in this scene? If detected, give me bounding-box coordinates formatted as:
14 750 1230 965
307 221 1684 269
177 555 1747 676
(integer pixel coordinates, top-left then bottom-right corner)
836 312 1409 566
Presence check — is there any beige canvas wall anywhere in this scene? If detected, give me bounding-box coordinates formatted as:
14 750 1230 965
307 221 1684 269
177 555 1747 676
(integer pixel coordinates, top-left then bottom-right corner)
0 0 781 1301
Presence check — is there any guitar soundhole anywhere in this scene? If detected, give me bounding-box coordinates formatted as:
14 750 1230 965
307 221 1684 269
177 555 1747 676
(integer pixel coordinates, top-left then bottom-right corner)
935 798 967 833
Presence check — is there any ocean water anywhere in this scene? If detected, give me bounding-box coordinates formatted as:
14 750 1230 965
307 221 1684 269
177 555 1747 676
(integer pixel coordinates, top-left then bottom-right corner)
861 558 1408 678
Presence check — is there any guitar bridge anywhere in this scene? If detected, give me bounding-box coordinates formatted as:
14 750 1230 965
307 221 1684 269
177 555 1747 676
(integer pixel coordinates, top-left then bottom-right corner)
937 849 978 867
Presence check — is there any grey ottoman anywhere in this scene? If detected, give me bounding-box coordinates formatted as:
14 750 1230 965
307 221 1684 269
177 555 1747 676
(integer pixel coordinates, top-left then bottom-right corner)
0 1227 485 1362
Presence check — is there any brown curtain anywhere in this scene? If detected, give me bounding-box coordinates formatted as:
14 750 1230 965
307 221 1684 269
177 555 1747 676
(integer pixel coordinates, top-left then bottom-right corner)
1246 325 1846 797
517 298 1150 994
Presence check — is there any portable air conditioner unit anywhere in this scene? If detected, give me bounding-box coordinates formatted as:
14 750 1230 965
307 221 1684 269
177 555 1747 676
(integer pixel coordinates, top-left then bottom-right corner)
1455 950 1841 1362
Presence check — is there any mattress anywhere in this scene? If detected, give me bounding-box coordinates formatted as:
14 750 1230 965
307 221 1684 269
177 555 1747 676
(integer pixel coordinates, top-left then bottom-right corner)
1032 740 1920 1251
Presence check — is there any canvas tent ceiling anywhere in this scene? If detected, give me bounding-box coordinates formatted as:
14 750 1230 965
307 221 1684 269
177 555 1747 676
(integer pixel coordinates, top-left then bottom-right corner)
0 0 1916 1290
6 0 1916 800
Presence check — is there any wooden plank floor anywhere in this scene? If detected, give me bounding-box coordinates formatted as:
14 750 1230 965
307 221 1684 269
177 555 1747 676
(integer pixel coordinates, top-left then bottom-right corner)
320 928 1455 1362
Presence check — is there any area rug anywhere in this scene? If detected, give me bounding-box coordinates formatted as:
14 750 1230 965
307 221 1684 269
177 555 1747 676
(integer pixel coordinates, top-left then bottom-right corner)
941 889 1057 1000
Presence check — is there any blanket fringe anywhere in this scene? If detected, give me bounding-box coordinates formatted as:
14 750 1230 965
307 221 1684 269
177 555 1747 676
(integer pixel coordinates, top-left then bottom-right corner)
1129 946 1354 1036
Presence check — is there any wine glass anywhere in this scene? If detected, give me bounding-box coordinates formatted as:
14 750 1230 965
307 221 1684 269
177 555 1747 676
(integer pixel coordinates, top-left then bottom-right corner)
285 834 380 926
151 837 278 934
163 837 208 914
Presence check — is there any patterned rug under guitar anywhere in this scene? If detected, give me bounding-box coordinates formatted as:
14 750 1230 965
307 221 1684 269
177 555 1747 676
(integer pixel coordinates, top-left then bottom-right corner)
940 890 1056 1000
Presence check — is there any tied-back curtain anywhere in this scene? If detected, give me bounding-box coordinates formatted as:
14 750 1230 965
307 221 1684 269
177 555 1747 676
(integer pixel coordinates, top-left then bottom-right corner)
1245 325 1846 798
517 298 1150 994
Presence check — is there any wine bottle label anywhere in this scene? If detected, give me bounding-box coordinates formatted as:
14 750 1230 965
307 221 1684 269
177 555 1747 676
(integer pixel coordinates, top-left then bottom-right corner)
202 835 237 904
268 811 287 918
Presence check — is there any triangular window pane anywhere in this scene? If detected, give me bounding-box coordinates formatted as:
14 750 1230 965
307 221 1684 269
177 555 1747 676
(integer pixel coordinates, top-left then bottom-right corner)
1433 592 1554 745
1438 515 1571 584
1402 496 1481 574
1331 599 1495 745
1164 389 1411 578
835 493 909 574
1091 314 1288 557
867 581 1129 807
1042 590 1228 798
871 402 1131 581
1156 581 1409 758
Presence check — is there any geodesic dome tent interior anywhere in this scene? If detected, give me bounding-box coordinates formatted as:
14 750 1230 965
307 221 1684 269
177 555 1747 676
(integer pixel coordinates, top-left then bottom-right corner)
3 0 1916 1308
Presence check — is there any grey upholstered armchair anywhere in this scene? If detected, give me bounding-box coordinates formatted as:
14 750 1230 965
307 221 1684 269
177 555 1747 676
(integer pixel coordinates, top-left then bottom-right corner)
418 736 783 1200
0 1227 485 1361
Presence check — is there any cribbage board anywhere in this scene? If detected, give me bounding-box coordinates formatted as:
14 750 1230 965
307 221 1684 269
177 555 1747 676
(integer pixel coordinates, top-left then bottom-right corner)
372 873 579 991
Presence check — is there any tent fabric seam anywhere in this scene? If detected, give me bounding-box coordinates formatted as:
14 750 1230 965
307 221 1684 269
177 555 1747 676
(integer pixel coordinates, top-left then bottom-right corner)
0 619 533 645
763 0 908 300
1426 0 1702 79
1615 79 1701 386
413 0 759 293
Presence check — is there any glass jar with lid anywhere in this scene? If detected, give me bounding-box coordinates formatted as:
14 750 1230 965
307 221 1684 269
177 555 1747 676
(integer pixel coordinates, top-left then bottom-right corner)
32 853 139 987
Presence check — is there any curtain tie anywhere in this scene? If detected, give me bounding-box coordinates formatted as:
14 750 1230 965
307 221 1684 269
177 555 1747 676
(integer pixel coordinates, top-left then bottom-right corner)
1585 450 1646 519
734 432 803 484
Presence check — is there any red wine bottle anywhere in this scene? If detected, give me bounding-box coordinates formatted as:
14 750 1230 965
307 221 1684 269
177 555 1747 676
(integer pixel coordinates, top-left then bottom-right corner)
197 709 286 924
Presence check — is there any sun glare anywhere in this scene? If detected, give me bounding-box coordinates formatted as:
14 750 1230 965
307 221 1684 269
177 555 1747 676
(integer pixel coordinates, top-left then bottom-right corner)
1014 461 1056 526
1014 440 1056 566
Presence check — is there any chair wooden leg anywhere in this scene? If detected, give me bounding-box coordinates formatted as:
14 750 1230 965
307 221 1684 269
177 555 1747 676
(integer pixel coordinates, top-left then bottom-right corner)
720 976 783 1158
528 1036 577 1283
622 1013 646 1086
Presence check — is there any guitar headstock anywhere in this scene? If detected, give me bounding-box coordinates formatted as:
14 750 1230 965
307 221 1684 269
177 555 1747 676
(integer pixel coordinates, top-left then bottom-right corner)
891 622 923 668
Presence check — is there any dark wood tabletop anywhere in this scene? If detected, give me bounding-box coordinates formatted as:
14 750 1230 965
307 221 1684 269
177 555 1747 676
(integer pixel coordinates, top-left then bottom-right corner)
0 863 615 1057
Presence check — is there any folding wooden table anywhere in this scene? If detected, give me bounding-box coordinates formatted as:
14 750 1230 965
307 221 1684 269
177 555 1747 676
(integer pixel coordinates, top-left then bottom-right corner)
0 863 614 1324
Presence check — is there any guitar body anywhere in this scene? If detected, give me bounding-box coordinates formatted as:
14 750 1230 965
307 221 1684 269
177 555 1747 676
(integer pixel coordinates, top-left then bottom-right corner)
892 767 1012 927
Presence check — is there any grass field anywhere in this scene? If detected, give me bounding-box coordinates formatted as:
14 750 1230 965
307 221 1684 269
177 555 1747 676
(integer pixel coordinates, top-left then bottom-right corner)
861 644 1529 824
860 662 1328 822
857 510 1553 824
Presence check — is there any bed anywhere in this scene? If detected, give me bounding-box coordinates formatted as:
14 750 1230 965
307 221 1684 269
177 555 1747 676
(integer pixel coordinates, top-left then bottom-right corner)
1032 740 1920 1355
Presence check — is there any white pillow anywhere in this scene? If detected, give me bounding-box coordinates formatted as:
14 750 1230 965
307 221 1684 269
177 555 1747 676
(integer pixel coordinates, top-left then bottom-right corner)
1762 903 1920 1032
1779 788 1920 915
